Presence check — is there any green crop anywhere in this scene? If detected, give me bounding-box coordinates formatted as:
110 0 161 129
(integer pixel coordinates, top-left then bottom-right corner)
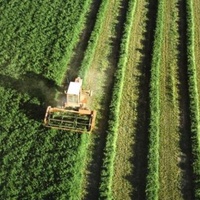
0 0 93 198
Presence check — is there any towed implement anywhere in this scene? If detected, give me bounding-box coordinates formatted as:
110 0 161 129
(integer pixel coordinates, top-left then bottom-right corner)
44 77 96 132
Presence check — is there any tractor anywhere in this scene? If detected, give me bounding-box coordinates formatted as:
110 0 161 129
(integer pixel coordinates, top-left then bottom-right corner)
44 77 96 132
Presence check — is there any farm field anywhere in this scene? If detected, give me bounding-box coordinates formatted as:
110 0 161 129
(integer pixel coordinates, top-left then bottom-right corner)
0 0 200 199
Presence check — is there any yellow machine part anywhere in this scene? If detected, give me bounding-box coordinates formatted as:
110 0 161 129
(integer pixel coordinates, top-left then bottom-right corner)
44 106 96 132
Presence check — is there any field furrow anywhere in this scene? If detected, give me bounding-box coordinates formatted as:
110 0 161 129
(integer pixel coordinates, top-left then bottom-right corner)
177 0 194 198
98 0 137 197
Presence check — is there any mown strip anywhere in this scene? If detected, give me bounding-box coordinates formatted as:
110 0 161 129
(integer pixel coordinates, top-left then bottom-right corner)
79 0 109 79
111 0 152 198
158 0 183 198
98 0 137 199
145 0 164 199
186 0 200 198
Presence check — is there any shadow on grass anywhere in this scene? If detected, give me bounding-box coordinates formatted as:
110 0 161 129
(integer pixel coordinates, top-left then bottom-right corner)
177 0 194 199
0 71 60 121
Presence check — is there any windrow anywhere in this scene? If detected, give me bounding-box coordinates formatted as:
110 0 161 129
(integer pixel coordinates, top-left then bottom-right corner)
186 0 200 198
145 0 164 199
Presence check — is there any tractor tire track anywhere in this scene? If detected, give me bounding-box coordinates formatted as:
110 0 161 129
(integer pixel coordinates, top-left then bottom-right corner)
158 0 183 198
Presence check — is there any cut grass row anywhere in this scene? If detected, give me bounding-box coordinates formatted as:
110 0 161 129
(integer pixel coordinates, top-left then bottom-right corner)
145 0 164 198
147 0 191 199
98 0 137 199
186 0 200 198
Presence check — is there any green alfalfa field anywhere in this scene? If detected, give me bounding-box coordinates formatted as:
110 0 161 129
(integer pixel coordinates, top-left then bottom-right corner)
0 0 200 199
